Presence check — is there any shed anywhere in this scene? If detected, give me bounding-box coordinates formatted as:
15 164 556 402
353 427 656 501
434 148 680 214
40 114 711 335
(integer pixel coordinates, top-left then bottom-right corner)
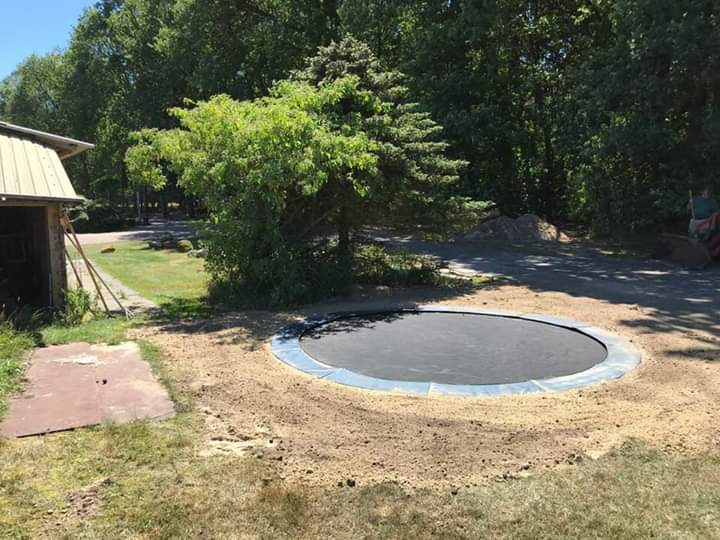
0 121 93 311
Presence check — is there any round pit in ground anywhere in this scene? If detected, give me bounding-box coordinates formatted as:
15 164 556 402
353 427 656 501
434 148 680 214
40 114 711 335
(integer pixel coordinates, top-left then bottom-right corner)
271 307 640 396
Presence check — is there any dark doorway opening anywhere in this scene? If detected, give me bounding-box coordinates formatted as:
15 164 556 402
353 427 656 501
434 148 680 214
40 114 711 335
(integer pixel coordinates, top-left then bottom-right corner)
0 206 51 311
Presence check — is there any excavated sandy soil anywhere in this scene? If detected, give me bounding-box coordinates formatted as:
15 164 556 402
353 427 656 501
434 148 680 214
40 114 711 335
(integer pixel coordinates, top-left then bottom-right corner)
140 283 720 490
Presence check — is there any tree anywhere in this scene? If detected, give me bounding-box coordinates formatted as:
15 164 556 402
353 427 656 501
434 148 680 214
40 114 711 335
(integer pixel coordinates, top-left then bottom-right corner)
337 0 419 65
0 53 69 133
126 39 482 304
294 37 484 258
7 0 717 237
565 0 720 233
387 1 598 221
127 79 378 303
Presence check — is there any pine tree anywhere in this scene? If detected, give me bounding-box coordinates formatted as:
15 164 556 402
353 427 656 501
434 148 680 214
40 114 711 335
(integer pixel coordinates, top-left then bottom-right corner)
294 36 485 249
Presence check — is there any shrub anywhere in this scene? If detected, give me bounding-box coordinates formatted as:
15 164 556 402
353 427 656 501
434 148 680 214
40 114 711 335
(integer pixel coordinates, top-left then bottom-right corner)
207 239 351 307
177 239 194 253
354 244 441 287
3 305 51 332
62 288 95 326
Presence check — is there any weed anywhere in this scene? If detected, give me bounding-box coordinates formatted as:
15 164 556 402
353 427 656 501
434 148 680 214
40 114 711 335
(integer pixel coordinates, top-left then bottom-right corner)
62 288 95 326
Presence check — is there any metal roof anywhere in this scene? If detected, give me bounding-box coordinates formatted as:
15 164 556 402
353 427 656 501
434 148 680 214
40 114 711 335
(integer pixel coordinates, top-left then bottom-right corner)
0 123 93 203
0 121 94 160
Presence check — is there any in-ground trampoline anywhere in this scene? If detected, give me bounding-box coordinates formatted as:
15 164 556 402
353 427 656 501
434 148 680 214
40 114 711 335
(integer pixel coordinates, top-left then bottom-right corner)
271 307 641 396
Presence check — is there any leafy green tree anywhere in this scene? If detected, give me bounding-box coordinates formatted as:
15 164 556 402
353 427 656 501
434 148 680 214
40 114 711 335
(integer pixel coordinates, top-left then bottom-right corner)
127 39 481 303
391 1 596 221
127 79 379 303
566 0 720 233
0 53 69 133
337 0 419 65
6 0 718 238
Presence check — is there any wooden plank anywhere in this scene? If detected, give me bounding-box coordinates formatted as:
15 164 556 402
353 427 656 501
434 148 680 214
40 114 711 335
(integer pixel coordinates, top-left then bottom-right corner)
47 204 66 307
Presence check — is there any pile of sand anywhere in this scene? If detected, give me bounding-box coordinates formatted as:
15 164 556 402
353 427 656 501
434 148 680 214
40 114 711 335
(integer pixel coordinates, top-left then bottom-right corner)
463 214 570 243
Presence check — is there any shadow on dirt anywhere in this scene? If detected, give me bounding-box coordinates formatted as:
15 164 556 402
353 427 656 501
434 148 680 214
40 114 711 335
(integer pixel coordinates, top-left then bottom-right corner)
148 280 503 348
388 239 720 360
144 235 718 362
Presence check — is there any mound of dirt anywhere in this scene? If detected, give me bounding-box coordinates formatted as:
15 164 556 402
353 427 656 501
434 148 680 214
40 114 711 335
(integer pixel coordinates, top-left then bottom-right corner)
463 214 570 243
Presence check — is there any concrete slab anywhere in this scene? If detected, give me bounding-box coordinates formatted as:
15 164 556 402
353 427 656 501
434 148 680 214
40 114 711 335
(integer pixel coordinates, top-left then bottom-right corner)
0 342 175 438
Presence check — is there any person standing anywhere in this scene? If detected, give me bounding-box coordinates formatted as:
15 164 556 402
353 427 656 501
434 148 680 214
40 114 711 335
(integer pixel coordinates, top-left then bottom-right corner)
691 186 720 256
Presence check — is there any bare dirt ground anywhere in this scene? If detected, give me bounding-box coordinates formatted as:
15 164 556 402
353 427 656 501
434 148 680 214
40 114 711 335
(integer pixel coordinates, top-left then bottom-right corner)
139 257 720 490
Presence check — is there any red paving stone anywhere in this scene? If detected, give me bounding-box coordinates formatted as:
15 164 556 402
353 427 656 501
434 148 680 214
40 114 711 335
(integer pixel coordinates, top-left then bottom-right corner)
0 342 175 437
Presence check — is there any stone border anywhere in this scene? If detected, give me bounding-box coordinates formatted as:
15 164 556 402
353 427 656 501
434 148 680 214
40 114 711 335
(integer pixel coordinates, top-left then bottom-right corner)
270 306 641 397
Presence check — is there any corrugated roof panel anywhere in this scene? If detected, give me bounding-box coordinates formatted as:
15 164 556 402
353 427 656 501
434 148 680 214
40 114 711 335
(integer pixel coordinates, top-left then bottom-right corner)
0 131 81 202
0 121 94 160
0 134 18 194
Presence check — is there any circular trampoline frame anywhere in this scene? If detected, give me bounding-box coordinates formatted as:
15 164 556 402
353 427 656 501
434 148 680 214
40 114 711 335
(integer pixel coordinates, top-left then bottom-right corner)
270 306 641 397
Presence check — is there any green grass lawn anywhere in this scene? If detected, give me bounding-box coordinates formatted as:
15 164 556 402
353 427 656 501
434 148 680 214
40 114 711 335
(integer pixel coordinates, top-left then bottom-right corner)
0 325 35 416
78 241 209 305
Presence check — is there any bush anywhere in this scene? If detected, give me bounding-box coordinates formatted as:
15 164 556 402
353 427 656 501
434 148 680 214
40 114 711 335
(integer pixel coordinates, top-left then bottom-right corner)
207 242 459 307
61 288 95 326
2 305 51 332
354 244 441 287
206 239 351 307
177 239 194 253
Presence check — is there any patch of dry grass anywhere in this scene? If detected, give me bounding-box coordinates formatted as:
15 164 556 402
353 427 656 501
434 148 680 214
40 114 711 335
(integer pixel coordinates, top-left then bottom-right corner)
2 422 720 540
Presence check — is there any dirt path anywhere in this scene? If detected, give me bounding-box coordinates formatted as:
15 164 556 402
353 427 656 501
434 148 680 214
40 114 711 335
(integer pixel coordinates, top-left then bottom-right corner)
140 245 720 490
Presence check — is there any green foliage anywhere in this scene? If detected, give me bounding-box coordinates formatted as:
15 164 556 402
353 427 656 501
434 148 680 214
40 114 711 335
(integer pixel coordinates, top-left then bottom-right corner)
4 0 719 236
127 78 380 304
0 53 69 132
354 244 440 287
564 0 720 233
61 288 95 327
127 40 479 304
0 324 34 415
1 305 49 332
67 198 132 233
294 36 484 235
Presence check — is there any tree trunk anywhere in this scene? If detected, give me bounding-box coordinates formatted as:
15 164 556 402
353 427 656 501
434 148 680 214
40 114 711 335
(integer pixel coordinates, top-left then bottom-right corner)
337 204 351 274
142 187 149 225
533 80 560 220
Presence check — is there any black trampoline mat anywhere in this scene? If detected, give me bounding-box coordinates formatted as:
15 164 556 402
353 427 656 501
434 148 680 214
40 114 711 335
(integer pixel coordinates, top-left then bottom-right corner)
300 312 608 385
